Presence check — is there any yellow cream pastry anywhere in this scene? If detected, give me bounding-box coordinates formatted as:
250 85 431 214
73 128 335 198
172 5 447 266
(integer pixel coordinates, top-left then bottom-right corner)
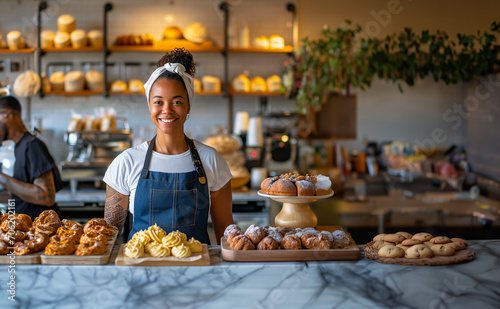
144 242 155 254
171 243 192 258
131 229 152 245
147 224 166 243
172 230 187 243
58 14 76 34
186 237 203 253
162 232 183 248
148 243 171 257
41 30 55 49
124 240 144 258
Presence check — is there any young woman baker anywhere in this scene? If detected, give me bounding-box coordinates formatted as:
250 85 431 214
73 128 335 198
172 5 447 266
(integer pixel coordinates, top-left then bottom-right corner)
103 48 233 244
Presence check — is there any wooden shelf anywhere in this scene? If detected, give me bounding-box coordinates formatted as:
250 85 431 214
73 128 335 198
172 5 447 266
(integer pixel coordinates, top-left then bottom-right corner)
41 46 102 52
108 90 223 96
228 46 293 53
108 90 144 96
229 90 284 96
45 90 103 96
109 45 223 53
0 48 35 54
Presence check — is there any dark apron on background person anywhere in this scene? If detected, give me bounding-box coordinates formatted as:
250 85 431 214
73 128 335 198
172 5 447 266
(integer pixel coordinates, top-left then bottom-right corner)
128 135 210 244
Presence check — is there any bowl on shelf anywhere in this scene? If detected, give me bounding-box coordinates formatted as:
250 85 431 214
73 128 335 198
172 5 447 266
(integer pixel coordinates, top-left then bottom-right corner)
231 176 250 189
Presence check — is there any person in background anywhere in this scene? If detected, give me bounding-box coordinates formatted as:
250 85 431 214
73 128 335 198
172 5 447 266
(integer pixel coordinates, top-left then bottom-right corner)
0 96 63 220
103 48 233 244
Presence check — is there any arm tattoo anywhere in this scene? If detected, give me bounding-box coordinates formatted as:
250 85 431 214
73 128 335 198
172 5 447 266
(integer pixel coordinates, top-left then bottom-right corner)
104 187 127 233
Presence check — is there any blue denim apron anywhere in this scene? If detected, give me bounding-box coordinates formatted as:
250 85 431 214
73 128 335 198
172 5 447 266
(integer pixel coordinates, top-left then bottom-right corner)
128 135 210 244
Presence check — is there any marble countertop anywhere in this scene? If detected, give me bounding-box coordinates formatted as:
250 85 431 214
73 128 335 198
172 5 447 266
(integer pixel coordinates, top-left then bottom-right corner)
1 240 499 309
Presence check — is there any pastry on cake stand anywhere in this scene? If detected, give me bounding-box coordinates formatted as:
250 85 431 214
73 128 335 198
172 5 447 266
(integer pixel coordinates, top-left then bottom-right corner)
257 189 334 228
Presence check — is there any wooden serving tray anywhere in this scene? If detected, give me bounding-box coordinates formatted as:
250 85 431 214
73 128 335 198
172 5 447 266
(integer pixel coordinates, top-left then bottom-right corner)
364 242 475 266
40 231 118 265
221 237 360 262
0 251 43 264
115 243 210 266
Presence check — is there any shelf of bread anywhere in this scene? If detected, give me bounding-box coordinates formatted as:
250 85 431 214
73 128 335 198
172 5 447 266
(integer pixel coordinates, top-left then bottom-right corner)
41 46 102 53
195 90 224 96
44 90 103 96
109 42 223 53
0 48 35 54
108 90 144 96
228 46 293 53
227 84 283 96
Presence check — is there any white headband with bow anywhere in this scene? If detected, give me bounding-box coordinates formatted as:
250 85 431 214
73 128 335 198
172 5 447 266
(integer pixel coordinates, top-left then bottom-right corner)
143 63 194 109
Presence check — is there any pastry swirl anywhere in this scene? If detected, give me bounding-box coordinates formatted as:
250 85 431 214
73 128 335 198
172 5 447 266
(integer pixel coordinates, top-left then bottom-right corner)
149 243 171 257
148 224 166 243
171 243 191 258
186 237 203 253
131 230 152 245
162 232 183 248
124 240 144 258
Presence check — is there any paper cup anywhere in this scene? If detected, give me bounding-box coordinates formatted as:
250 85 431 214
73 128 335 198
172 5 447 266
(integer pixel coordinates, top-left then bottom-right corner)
246 117 263 147
233 111 249 135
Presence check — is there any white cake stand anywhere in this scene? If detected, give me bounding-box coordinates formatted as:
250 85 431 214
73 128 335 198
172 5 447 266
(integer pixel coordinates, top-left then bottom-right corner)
257 189 334 228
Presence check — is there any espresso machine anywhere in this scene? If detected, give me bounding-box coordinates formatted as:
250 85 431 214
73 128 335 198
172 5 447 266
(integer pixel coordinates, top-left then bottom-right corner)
61 117 132 192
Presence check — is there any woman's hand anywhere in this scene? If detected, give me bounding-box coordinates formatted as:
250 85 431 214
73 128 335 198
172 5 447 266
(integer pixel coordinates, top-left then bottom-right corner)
210 181 233 244
104 185 129 235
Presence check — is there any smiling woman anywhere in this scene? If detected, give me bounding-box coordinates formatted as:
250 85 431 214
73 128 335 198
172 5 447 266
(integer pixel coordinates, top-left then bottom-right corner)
102 48 234 245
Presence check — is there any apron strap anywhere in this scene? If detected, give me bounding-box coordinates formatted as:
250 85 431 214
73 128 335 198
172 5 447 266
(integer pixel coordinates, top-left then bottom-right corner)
185 135 207 185
141 135 207 184
140 135 156 179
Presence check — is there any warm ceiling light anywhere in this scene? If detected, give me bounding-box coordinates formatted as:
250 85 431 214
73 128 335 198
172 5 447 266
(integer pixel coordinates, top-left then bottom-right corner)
164 14 175 23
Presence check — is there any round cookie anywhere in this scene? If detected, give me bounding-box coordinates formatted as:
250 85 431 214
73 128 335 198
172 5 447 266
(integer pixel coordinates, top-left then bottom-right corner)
446 239 467 250
405 244 434 259
429 236 451 244
395 231 412 239
430 244 456 256
423 241 433 248
412 233 433 242
451 238 468 248
401 238 422 246
372 240 395 250
396 244 411 252
383 234 406 244
378 245 405 258
373 233 387 242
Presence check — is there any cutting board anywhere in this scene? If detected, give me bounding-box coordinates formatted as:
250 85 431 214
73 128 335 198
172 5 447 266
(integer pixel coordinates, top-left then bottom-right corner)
221 238 360 262
115 243 210 266
40 231 118 265
0 251 43 264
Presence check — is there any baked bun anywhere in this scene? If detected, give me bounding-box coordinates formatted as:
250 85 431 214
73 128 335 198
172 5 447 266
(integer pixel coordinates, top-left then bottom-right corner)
128 79 144 93
295 180 315 196
232 74 250 92
50 71 65 91
111 80 127 93
163 26 183 39
70 29 87 48
266 75 282 92
54 32 70 48
41 30 55 49
201 76 221 93
0 35 6 49
250 76 267 92
254 36 269 48
7 31 25 50
13 70 41 97
58 14 76 33
87 30 103 48
184 23 207 43
269 35 285 49
64 71 85 92
193 78 202 93
85 70 104 91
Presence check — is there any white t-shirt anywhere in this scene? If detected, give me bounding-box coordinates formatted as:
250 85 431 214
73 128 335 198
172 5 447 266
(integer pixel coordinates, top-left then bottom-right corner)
103 140 232 214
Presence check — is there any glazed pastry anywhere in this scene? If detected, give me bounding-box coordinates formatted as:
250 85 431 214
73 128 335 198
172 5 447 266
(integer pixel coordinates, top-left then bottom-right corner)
332 230 350 248
149 243 171 257
80 233 108 246
61 219 83 237
224 224 242 239
124 239 144 258
265 227 283 244
0 240 8 255
4 230 26 243
256 236 279 250
171 243 191 258
295 180 315 196
26 232 49 252
14 241 32 256
226 230 242 245
229 235 255 250
75 240 107 256
84 218 115 237
261 177 297 196
186 237 203 253
280 234 301 250
44 235 77 255
276 226 294 236
244 225 266 244
34 210 62 236
300 233 320 249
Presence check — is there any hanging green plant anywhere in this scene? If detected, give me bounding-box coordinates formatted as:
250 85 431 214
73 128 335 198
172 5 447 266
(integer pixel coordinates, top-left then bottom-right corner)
285 20 500 115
